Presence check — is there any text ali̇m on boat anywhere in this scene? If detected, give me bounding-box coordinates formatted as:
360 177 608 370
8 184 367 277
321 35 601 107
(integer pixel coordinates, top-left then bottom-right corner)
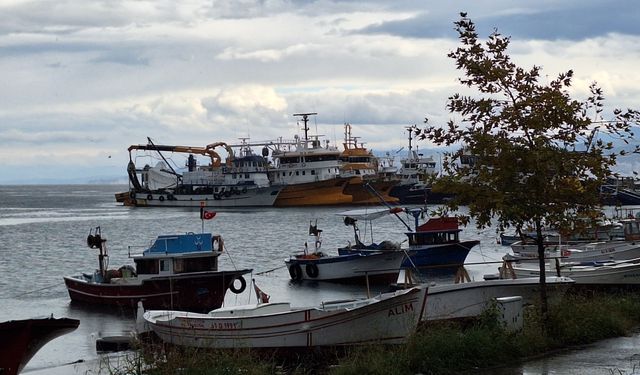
63 221 252 313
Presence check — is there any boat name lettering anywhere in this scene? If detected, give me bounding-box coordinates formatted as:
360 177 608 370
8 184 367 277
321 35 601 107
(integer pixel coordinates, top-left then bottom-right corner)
210 321 241 330
388 303 414 317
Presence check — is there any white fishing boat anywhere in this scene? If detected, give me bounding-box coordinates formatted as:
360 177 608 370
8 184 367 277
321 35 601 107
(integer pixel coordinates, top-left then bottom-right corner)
116 138 280 207
510 258 640 286
423 276 574 321
284 220 405 283
143 286 428 348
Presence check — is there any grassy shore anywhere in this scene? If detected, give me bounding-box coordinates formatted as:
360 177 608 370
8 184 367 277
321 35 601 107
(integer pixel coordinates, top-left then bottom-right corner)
109 291 640 375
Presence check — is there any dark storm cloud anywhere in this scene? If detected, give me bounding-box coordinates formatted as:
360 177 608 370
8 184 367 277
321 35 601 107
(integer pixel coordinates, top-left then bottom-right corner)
358 2 640 41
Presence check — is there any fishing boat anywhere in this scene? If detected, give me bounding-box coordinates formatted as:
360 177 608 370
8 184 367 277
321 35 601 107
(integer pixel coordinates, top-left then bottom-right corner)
339 123 399 204
284 221 405 283
115 137 280 207
507 217 637 263
508 258 640 286
0 317 79 375
421 276 574 321
389 127 452 204
64 226 252 313
143 285 428 348
338 208 479 271
268 113 353 206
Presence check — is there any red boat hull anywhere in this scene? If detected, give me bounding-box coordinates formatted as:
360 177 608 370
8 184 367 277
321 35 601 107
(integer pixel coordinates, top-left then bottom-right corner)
64 270 250 313
0 317 79 375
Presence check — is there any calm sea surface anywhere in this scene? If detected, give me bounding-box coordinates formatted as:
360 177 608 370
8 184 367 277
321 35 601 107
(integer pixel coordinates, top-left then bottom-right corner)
0 185 636 374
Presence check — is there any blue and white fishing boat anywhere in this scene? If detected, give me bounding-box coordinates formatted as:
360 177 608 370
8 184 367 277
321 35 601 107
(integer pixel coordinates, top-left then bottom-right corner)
284 221 405 283
337 208 479 271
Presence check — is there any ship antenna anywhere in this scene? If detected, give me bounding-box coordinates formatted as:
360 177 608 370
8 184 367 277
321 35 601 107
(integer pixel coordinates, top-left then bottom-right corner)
293 112 317 142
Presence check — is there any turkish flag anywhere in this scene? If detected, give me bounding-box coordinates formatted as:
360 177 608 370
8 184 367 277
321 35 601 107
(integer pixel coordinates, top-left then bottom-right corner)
200 207 216 220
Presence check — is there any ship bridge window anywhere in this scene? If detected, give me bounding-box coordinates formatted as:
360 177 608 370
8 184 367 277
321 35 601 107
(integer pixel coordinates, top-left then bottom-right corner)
174 257 217 273
311 170 316 175
281 157 300 164
306 155 338 162
245 173 250 179
135 259 158 274
160 260 170 272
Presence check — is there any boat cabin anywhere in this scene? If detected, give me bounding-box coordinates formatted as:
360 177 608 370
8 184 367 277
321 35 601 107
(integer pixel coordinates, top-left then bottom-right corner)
405 217 462 246
133 233 221 277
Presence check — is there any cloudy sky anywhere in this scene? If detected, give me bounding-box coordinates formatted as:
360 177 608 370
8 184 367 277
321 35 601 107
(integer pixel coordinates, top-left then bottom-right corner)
1 0 639 183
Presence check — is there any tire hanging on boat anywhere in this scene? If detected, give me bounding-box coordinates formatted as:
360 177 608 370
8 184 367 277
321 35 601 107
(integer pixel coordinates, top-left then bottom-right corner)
288 264 303 281
305 263 319 278
147 194 153 200
229 275 246 294
158 195 165 202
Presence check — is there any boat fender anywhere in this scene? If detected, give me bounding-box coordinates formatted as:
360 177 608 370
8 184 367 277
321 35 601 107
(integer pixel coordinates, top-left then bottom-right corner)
212 235 224 252
305 263 319 278
158 195 165 202
229 275 246 294
288 264 303 281
147 194 153 200
130 192 136 199
242 187 247 194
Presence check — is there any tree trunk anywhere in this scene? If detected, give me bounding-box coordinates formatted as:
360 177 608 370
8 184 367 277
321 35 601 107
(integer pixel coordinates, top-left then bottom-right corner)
536 219 549 327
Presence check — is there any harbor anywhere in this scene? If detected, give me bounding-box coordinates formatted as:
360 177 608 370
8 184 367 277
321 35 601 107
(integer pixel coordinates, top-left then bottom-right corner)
2 184 640 374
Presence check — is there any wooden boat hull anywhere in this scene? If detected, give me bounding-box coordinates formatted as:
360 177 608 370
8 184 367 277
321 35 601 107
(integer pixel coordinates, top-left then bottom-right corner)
512 259 640 285
406 241 478 269
389 184 454 204
424 276 574 321
126 186 281 208
340 241 478 270
64 270 251 313
510 240 640 263
274 178 352 206
285 251 405 283
0 317 79 375
144 286 427 348
342 177 399 204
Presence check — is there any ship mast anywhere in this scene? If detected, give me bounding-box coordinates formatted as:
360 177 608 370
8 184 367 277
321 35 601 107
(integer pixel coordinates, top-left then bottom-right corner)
293 112 317 142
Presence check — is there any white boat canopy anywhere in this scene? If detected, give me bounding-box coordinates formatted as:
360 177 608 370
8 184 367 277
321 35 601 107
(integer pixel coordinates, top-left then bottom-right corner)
335 207 403 221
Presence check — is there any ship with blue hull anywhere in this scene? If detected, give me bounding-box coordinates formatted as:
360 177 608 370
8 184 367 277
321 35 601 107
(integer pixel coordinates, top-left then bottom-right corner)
337 208 478 272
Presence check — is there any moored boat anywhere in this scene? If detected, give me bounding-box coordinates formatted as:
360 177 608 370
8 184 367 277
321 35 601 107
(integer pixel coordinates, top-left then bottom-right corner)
284 220 405 283
389 127 452 204
143 285 428 348
63 226 251 313
269 113 353 206
338 208 479 271
422 276 574 321
116 138 280 207
339 123 399 204
0 317 79 375
508 258 640 286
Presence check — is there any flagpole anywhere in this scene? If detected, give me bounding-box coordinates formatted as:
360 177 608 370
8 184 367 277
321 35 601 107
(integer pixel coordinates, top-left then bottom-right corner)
200 201 205 233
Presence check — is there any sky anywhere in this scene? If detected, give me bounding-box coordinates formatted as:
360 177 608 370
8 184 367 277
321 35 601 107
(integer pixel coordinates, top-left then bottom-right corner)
1 0 639 184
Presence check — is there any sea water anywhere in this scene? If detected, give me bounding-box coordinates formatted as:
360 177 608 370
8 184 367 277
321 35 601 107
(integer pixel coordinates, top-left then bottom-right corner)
2 184 633 374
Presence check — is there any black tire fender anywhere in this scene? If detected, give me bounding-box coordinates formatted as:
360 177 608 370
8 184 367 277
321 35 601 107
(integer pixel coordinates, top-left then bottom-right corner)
305 263 319 278
288 263 303 281
229 275 246 294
